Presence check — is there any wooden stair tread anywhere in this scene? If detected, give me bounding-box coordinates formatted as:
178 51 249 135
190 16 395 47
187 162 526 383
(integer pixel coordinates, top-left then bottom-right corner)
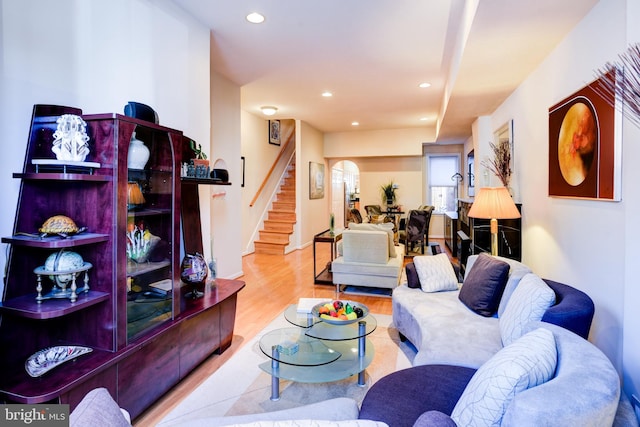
254 152 297 255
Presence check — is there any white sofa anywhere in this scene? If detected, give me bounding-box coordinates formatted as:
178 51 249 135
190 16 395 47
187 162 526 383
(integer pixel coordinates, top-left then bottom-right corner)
392 253 595 369
331 223 404 293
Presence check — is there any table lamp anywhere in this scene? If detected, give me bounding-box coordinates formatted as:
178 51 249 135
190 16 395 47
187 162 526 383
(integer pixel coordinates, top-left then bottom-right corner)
467 187 521 256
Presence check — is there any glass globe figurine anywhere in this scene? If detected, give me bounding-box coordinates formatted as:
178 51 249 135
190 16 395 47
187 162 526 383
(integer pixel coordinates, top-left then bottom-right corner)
180 252 208 299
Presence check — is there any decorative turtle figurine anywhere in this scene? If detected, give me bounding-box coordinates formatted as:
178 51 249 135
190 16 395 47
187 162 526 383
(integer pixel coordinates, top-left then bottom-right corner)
38 215 87 238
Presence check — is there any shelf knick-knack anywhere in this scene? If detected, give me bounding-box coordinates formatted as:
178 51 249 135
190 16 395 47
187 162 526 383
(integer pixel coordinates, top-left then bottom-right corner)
127 132 150 170
51 114 90 162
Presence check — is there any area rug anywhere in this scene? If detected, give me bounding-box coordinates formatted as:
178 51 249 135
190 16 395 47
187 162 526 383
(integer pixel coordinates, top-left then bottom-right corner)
157 309 416 426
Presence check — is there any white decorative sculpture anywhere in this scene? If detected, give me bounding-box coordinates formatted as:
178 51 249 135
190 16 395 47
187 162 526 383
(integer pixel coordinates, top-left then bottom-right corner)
51 114 90 162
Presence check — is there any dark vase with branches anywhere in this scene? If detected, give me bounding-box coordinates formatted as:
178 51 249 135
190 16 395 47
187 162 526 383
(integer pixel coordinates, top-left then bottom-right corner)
482 139 512 189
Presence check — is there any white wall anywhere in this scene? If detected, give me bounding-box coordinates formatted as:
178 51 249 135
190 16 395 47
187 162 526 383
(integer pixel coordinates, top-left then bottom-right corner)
210 71 243 279
297 121 328 246
0 0 210 297
241 111 273 252
324 127 431 158
622 0 640 404
489 0 638 397
355 157 423 211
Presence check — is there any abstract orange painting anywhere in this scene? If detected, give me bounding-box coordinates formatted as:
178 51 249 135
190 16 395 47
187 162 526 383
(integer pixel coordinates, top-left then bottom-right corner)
548 73 621 201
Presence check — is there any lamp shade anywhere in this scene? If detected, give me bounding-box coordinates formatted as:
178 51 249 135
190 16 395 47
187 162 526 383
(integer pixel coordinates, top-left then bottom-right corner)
468 187 520 219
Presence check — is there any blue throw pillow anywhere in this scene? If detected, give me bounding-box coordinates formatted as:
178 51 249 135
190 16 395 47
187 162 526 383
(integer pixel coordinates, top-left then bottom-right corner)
458 253 510 316
406 262 421 288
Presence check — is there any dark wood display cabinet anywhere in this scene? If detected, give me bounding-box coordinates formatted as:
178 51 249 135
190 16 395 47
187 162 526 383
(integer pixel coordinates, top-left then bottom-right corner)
444 211 458 257
0 105 244 420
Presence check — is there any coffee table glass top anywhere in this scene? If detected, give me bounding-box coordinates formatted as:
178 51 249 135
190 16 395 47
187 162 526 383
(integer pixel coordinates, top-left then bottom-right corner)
258 327 341 366
258 338 375 383
283 304 377 340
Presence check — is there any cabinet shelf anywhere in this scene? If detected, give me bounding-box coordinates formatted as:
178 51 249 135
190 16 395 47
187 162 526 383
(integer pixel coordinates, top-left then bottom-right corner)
1 233 110 248
127 208 171 217
14 172 112 182
181 177 231 185
126 260 171 277
0 291 110 319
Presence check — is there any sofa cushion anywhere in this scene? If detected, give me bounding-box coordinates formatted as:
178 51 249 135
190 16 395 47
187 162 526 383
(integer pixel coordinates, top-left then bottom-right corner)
413 254 458 293
451 328 557 427
413 411 458 427
349 222 396 258
500 274 556 346
459 253 510 316
70 388 131 427
392 285 502 368
406 262 421 289
359 364 476 427
225 421 389 427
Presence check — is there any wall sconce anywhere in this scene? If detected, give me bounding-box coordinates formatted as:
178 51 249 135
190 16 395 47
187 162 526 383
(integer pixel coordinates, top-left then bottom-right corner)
261 106 278 116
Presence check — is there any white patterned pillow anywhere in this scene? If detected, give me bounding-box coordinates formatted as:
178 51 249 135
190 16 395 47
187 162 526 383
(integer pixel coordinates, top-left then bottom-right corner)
499 274 556 346
413 254 459 293
451 328 557 427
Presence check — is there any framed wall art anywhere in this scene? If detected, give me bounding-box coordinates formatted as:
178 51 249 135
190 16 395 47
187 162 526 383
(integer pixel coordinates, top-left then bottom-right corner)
548 72 621 201
269 120 281 146
492 119 514 188
309 162 325 199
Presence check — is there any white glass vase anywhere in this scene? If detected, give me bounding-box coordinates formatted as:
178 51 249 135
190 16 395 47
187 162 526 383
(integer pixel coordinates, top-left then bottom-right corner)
127 132 150 170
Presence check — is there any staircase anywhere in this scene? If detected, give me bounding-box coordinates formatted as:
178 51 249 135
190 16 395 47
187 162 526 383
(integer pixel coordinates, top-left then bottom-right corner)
254 160 296 255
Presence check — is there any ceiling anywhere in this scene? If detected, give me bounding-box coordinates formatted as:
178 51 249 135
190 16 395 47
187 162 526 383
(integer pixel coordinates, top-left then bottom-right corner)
173 0 598 144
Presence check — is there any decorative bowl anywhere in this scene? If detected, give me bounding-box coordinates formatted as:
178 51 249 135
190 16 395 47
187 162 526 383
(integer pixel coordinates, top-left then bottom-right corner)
311 300 369 325
25 345 93 377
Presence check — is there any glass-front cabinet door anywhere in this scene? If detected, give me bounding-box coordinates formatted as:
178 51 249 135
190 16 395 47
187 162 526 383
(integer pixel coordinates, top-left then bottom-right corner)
125 124 176 341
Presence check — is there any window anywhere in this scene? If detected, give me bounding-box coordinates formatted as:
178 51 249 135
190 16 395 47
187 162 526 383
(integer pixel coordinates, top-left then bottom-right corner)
428 155 460 213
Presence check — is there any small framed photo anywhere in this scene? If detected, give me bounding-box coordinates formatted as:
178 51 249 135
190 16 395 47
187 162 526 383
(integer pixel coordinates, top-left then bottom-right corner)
269 120 281 146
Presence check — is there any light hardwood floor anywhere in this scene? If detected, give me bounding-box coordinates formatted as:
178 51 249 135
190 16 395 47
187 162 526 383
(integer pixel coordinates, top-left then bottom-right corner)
134 239 449 426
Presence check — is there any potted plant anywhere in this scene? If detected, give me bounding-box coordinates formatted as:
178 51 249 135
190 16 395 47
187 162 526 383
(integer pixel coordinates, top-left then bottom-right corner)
189 139 208 163
380 181 397 208
189 139 209 178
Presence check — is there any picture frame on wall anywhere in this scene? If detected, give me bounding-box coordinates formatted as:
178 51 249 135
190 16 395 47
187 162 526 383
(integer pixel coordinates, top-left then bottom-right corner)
269 120 281 146
309 162 325 199
548 72 621 201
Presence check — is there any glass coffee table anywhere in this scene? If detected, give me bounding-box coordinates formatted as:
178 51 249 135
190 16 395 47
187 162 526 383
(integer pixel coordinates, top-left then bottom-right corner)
258 304 376 400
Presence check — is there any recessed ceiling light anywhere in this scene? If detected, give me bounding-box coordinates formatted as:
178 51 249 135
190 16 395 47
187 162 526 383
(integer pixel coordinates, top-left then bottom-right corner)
420 117 429 121
322 91 333 97
351 121 359 126
261 106 277 116
246 12 265 24
419 82 431 88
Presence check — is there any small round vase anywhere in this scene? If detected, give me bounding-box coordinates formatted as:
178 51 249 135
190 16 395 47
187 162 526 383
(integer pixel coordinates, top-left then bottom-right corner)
127 132 150 170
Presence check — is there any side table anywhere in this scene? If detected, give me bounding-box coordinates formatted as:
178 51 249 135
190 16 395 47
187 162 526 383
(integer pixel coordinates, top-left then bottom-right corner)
313 229 342 284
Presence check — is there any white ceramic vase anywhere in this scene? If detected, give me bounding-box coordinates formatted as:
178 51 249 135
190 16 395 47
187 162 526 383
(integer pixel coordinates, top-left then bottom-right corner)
127 132 150 170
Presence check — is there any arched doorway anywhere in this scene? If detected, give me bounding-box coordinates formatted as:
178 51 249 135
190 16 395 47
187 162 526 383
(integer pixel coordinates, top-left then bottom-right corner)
331 160 360 228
